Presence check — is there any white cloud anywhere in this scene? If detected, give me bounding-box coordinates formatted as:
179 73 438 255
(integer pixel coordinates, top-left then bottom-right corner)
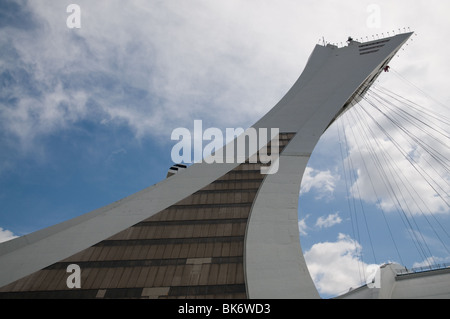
298 217 309 236
0 228 18 243
412 256 450 269
0 82 88 149
300 167 339 199
304 233 378 297
315 212 342 229
298 213 341 238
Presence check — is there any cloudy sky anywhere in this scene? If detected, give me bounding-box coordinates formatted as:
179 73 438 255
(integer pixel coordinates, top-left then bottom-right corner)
1 0 449 298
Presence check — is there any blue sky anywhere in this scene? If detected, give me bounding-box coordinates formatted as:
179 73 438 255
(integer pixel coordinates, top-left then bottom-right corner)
1 0 449 298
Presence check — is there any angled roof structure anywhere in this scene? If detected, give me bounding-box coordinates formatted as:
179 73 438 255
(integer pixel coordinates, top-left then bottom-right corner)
0 32 413 299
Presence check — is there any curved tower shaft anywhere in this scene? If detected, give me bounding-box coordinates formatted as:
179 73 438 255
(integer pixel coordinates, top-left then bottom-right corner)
246 33 413 298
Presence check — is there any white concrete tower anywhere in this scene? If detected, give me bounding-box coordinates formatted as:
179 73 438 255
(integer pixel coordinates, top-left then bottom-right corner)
0 33 412 299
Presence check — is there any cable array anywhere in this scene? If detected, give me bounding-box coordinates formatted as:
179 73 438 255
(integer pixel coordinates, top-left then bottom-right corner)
336 69 450 271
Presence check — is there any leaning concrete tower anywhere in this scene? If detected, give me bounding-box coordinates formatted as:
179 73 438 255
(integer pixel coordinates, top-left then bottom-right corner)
0 33 412 299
